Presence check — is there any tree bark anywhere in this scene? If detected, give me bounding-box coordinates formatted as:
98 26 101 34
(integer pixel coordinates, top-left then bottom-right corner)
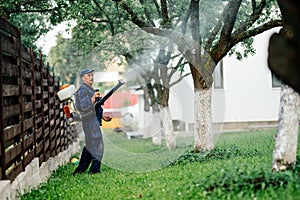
194 87 214 152
272 83 300 171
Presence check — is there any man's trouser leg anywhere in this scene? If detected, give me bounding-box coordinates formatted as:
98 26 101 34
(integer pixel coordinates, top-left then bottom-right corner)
89 156 101 174
73 146 92 174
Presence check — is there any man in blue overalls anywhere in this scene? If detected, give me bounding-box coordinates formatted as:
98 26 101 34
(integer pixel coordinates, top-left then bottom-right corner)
73 69 111 175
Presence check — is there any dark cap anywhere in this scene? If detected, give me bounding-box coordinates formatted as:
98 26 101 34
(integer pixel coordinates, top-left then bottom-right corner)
80 69 94 77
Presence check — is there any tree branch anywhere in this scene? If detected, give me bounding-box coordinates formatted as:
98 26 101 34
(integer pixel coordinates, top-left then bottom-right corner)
211 19 283 62
219 0 242 41
91 19 111 23
15 0 47 9
170 53 182 60
181 1 193 35
204 19 222 53
116 0 213 80
151 0 161 18
7 0 55 16
231 19 283 44
205 0 266 52
208 0 266 54
10 8 55 14
190 0 200 44
93 0 115 35
119 1 151 27
139 0 156 27
168 56 184 78
160 0 171 28
251 0 257 13
232 0 267 38
169 72 191 87
134 26 212 79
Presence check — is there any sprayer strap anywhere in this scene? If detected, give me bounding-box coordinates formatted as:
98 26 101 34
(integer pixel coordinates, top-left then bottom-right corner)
81 110 95 119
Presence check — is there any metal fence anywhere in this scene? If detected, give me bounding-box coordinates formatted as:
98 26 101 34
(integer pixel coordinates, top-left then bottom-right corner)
0 18 78 181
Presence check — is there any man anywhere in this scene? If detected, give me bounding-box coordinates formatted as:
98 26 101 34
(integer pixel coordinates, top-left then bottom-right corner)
73 69 111 175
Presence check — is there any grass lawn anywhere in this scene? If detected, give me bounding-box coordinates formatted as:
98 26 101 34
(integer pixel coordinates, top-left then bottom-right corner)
20 128 300 200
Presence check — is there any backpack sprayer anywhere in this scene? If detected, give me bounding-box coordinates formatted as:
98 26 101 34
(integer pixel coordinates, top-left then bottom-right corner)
57 79 125 122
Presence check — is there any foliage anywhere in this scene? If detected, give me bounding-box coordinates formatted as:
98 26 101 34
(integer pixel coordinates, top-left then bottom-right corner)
170 144 260 166
226 0 280 60
0 0 71 50
8 12 51 50
47 34 83 84
20 129 300 200
114 0 281 63
63 0 133 55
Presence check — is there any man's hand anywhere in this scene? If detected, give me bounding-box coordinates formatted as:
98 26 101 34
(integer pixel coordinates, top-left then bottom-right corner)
91 91 101 104
102 115 112 122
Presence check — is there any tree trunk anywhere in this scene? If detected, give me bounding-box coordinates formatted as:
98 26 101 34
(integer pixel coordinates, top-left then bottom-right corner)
142 110 153 138
194 87 214 152
151 110 162 145
160 106 176 150
272 83 300 171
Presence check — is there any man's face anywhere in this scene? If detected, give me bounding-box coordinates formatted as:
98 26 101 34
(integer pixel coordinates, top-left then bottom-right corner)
82 73 94 86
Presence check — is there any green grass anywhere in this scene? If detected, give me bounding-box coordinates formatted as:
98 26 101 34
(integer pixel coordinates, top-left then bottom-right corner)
20 129 300 200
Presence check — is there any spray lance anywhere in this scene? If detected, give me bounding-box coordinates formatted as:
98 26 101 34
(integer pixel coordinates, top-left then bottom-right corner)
93 79 125 124
94 79 125 109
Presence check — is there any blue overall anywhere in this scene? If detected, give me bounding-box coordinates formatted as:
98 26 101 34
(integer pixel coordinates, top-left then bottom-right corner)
73 83 104 174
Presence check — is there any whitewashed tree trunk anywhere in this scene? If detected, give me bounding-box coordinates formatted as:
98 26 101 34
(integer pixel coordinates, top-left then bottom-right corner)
160 106 176 150
142 110 152 138
194 87 214 151
151 111 162 145
272 84 300 171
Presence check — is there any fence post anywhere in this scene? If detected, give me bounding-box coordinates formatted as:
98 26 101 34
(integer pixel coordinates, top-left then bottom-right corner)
46 64 50 160
57 77 62 153
46 64 51 160
42 58 50 161
55 77 60 155
30 48 37 158
16 27 25 172
0 26 5 180
50 69 57 157
39 52 46 163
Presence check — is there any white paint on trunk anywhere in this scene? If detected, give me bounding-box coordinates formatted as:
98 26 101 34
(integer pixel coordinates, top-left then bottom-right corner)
194 88 214 151
160 106 177 150
151 111 162 145
272 84 300 171
142 111 153 138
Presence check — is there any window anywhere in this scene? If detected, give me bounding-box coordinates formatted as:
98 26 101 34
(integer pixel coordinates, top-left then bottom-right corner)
213 60 224 89
271 73 282 88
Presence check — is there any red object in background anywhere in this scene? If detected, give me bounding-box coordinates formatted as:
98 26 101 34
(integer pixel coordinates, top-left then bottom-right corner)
102 90 138 109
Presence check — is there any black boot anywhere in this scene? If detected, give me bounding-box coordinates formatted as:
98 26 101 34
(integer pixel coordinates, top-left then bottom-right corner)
73 167 84 176
89 161 101 174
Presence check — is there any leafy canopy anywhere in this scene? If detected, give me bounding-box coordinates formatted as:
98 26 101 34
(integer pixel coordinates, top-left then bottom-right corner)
0 0 71 49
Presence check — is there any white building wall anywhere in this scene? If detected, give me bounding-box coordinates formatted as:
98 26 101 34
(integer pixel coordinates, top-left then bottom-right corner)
220 27 281 122
169 69 195 124
169 27 281 125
